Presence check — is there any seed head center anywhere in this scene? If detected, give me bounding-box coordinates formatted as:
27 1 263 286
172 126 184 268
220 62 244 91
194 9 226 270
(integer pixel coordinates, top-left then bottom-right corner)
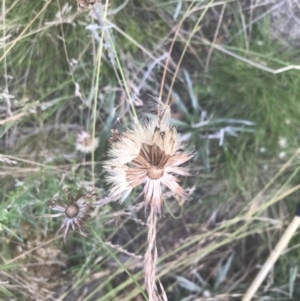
65 203 79 218
147 165 164 180
83 137 92 147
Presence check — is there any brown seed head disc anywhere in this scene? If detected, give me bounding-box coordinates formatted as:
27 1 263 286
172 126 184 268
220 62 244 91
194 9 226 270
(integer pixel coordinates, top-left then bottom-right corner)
65 203 80 218
147 166 164 180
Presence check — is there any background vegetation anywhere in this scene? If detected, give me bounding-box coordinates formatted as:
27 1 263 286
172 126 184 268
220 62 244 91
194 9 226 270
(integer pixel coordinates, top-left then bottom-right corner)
1 0 300 300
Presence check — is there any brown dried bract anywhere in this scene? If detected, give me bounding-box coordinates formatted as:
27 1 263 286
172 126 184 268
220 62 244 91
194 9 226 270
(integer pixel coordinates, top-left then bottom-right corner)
108 129 123 145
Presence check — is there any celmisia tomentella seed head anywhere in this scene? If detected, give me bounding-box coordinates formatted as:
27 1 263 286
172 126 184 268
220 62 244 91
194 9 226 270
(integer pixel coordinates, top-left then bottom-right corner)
48 188 97 242
104 103 194 213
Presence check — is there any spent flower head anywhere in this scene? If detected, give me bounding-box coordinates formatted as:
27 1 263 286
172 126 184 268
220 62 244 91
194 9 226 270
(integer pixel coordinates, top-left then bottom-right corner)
104 102 195 214
47 188 97 242
76 0 99 10
76 130 99 153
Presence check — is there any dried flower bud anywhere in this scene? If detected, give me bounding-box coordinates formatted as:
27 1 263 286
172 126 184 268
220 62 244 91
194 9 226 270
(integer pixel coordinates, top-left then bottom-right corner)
76 0 99 11
76 131 99 153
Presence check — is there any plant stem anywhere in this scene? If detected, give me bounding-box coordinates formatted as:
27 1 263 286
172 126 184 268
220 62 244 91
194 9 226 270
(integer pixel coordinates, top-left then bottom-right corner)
242 204 300 301
145 204 161 301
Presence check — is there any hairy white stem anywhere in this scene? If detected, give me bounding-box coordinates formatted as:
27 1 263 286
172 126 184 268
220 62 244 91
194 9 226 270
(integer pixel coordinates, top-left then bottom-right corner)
145 204 159 301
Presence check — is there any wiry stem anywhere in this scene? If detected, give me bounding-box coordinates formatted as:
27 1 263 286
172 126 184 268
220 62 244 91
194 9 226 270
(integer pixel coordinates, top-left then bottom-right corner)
145 204 160 301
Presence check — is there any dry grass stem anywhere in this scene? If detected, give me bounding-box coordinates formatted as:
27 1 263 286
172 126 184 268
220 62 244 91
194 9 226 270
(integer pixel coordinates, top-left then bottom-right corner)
242 211 300 301
105 241 143 260
0 154 17 164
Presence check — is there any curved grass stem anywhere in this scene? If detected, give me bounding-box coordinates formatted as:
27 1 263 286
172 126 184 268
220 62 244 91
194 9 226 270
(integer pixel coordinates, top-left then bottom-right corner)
91 0 108 186
165 0 214 106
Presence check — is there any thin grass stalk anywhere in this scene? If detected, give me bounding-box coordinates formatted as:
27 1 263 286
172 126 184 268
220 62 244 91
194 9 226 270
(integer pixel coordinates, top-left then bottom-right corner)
166 0 214 105
0 0 52 62
91 0 109 186
92 4 138 122
89 228 148 301
158 1 195 105
2 0 10 117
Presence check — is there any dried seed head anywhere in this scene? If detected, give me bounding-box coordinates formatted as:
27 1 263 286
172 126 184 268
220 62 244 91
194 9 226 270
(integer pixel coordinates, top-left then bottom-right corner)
76 131 99 153
147 166 164 180
65 203 79 218
76 0 99 10
47 189 97 242
104 104 194 213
